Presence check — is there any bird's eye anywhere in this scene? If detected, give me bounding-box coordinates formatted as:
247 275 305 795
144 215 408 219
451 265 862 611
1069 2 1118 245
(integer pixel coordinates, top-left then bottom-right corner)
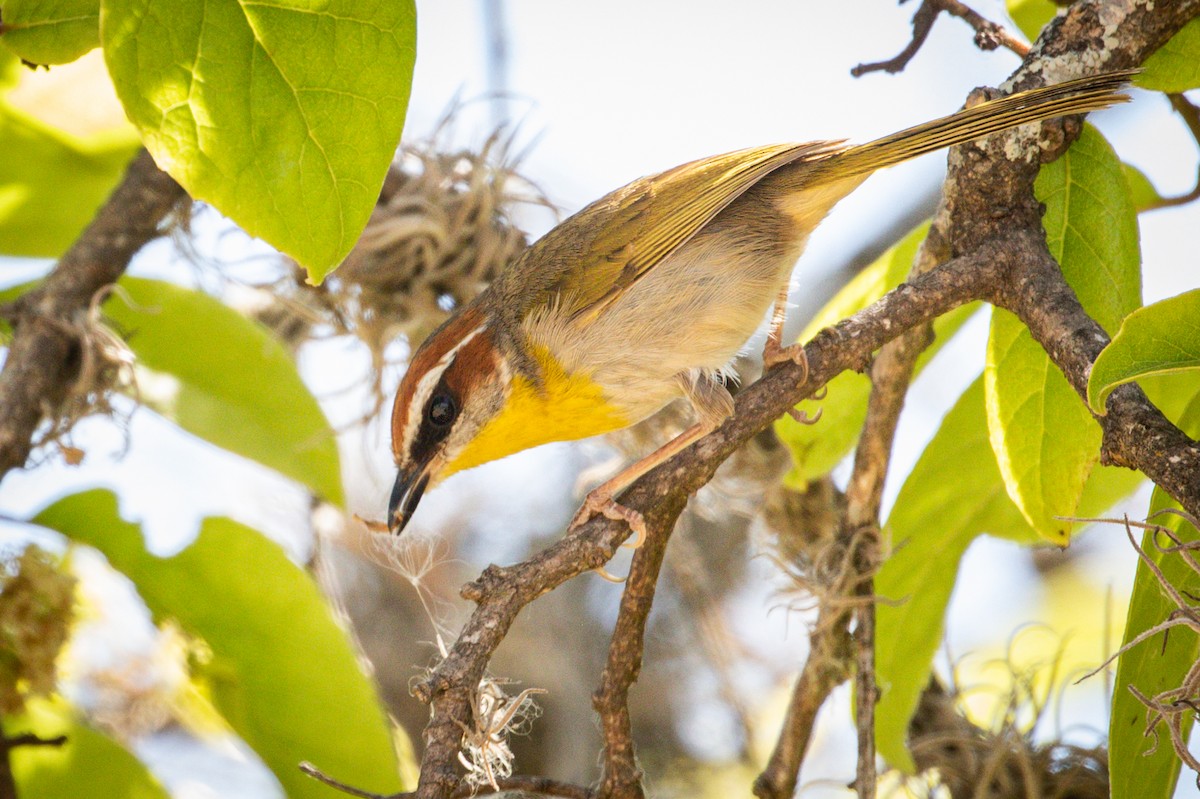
428 393 456 428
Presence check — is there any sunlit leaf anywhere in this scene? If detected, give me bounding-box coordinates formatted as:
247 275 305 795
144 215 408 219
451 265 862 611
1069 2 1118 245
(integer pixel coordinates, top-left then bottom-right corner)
1138 16 1200 93
877 378 1029 771
1088 289 1200 414
777 223 980 487
984 125 1140 543
1110 393 1200 799
876 377 1145 771
1 43 21 88
105 277 344 506
0 100 138 256
34 489 408 798
1122 162 1164 213
0 277 343 503
100 0 417 282
0 0 99 65
6 696 168 799
1005 0 1056 42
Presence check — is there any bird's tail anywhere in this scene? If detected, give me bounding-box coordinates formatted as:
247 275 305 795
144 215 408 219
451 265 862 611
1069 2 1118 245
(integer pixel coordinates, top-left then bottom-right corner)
818 70 1135 180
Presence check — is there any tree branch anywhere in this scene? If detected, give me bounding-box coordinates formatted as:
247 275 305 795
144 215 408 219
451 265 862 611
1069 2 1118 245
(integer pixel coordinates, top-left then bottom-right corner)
398 2 1200 795
752 600 853 799
851 0 1029 77
593 496 683 798
989 236 1200 521
301 761 593 799
409 252 989 798
0 150 185 482
843 313 933 799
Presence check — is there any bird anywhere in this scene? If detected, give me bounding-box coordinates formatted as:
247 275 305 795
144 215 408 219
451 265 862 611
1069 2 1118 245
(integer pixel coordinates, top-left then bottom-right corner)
385 71 1132 544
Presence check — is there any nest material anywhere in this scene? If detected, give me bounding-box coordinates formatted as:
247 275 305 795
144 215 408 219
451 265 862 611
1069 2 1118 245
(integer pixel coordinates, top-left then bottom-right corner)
909 678 1108 799
255 126 550 415
0 285 138 466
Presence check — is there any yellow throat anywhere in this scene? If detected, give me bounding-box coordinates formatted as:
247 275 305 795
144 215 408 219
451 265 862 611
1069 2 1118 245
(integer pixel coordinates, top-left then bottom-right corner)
441 346 629 480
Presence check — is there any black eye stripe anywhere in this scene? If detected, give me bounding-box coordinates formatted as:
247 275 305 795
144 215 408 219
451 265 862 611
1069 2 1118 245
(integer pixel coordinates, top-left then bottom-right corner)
410 378 458 464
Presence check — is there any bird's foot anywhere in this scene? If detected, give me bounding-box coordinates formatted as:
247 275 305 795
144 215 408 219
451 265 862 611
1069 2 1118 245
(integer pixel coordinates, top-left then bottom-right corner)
571 491 647 583
763 342 826 425
763 338 810 376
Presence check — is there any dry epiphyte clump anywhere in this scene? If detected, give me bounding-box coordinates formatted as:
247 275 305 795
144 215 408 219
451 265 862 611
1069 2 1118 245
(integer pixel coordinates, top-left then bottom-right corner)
908 677 1108 799
0 285 137 465
255 125 552 413
1086 510 1200 787
0 545 76 714
458 678 546 791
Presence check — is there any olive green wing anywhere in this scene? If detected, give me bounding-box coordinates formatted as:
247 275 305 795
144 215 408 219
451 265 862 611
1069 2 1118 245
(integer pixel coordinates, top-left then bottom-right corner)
491 140 845 325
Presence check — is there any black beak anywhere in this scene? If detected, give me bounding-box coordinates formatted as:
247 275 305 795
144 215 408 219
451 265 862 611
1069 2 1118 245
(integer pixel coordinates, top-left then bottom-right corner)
388 465 431 535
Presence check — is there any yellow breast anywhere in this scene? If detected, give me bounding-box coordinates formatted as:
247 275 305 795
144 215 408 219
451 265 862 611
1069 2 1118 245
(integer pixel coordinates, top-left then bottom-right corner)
441 346 629 479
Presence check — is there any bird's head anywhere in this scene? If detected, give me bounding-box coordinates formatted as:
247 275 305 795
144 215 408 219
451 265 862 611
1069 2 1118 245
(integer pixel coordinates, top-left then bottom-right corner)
387 306 513 534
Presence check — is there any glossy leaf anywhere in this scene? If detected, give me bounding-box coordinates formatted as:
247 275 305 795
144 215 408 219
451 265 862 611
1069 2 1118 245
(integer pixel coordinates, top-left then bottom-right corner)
0 0 99 65
1 38 23 87
34 489 407 798
1110 391 1200 799
100 0 417 282
1122 162 1164 213
0 100 138 256
777 224 980 487
1005 0 1056 42
877 378 1030 770
876 377 1145 771
6 696 168 799
984 125 1140 543
0 277 343 503
1088 289 1200 414
1138 16 1200 93
105 277 344 506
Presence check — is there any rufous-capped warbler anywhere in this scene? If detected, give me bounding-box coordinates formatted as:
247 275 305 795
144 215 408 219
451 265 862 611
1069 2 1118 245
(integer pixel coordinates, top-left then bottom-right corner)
386 71 1131 541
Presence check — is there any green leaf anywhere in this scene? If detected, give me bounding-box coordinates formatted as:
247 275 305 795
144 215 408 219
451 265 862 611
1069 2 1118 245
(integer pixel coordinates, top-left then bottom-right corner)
876 377 1145 771
776 223 980 487
984 125 1140 543
1110 392 1200 799
1122 162 1164 213
106 277 344 505
5 696 168 799
877 378 1031 771
1138 17 1200 93
1088 289 1200 414
0 277 343 502
1005 0 1056 42
100 0 417 282
0 100 139 256
0 44 21 88
34 489 408 798
0 0 99 65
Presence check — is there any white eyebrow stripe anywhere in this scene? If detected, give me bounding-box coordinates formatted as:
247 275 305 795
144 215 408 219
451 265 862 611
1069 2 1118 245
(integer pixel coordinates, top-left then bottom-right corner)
401 324 487 455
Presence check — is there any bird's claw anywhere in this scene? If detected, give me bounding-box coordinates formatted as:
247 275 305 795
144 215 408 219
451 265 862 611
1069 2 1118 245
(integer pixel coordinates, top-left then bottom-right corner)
763 340 809 381
571 491 647 583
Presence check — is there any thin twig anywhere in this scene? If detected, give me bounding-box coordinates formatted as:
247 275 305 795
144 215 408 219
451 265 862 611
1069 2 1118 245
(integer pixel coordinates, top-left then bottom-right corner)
1143 93 1200 211
839 206 947 797
852 0 1029 77
753 602 854 799
843 312 934 798
593 491 684 798
300 762 594 799
1 729 69 799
